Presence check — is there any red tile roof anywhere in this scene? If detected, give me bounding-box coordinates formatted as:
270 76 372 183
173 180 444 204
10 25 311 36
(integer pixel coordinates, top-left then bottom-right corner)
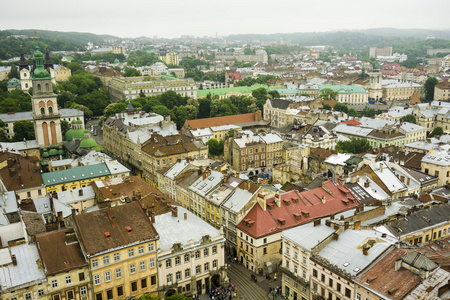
227 72 242 80
237 180 360 238
341 120 361 126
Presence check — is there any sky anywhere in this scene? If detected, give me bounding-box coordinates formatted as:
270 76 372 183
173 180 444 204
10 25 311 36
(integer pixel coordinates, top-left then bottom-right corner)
1 0 449 39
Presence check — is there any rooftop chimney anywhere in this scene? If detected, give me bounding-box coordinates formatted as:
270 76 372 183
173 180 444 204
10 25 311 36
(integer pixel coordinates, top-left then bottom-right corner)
172 206 178 218
184 213 187 220
11 254 17 266
111 216 117 226
78 189 83 196
363 246 369 256
379 163 383 173
354 220 361 230
313 218 321 227
364 180 370 188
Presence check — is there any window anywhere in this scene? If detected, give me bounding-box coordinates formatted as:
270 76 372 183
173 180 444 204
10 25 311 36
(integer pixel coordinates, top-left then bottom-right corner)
148 243 154 252
294 251 298 260
263 247 267 254
117 286 124 297
303 270 306 279
39 290 44 297
114 253 120 262
321 274 325 282
176 271 182 281
204 248 209 257
345 288 351 297
52 280 58 288
106 290 112 300
212 246 217 254
151 275 156 286
303 256 307 264
25 293 31 300
329 278 333 287
131 281 138 292
141 278 148 289
80 287 87 296
134 261 143 272
103 256 109 265
356 294 361 300
196 265 201 275
94 275 101 285
286 246 290 255
130 264 136 274
285 275 290 283
92 259 99 268
294 266 298 274
95 294 102 300
175 257 181 265
113 268 121 280
137 246 144 255
65 276 72 284
185 268 190 278
336 283 341 292
167 274 173 284
105 271 111 282
313 269 318 278
195 251 200 259
128 249 135 257
286 261 290 268
213 260 218 269
149 258 155 268
53 296 60 300
313 283 318 292
79 272 85 281
204 262 209 272
166 259 172 269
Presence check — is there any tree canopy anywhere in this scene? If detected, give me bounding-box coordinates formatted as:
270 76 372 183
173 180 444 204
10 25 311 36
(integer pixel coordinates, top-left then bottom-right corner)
428 127 443 138
336 138 372 154
424 77 439 102
13 120 35 142
400 114 417 124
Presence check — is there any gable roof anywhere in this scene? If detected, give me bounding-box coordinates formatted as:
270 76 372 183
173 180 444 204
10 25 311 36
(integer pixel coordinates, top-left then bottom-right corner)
36 228 87 276
237 180 360 238
74 202 158 256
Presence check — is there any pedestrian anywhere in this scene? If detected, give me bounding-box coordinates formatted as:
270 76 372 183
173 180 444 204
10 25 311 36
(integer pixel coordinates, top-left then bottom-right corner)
274 273 277 281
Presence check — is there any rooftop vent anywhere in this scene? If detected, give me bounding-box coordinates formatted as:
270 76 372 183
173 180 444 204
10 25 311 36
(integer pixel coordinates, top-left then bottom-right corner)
125 226 132 232
104 232 111 238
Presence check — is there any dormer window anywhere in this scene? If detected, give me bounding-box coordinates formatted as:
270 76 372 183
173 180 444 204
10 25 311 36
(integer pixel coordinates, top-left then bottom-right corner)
277 218 286 225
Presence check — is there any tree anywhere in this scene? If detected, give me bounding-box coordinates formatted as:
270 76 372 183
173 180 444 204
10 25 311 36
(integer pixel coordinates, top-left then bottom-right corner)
319 88 338 100
60 120 70 136
333 103 348 114
207 139 224 156
198 98 211 119
152 105 172 117
361 106 376 117
336 138 372 154
123 67 141 77
0 128 9 142
7 65 19 79
72 104 93 118
424 77 439 102
347 108 358 117
400 114 417 124
103 102 127 118
13 120 35 141
428 127 443 138
322 103 332 110
268 90 280 99
66 62 84 73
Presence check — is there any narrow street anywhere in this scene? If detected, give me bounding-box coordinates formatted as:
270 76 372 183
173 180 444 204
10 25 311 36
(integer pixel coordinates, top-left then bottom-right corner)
198 263 285 300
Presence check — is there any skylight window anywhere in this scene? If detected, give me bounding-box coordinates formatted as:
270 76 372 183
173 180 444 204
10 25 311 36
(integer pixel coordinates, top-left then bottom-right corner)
343 262 350 267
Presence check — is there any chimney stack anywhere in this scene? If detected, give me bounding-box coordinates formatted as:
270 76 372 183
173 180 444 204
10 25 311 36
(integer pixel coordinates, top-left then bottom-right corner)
313 218 321 227
379 163 383 173
79 189 83 196
364 180 370 188
333 233 339 241
11 254 17 266
363 246 369 256
172 206 178 218
111 216 117 226
407 177 410 185
184 213 187 220
344 221 349 230
354 220 361 230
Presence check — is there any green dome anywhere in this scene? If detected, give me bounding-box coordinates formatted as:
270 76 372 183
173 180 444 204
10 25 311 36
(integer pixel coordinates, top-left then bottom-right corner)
76 120 83 124
65 129 86 141
50 144 56 148
114 58 120 63
43 148 48 152
42 152 49 158
79 138 98 148
58 146 63 149
58 150 65 155
84 129 90 133
71 120 78 124
49 149 58 156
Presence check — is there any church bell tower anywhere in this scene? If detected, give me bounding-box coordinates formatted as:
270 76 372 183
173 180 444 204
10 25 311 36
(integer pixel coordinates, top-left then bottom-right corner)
31 45 62 148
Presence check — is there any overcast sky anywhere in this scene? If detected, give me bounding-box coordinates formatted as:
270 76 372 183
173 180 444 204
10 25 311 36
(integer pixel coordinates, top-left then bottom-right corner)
1 0 449 39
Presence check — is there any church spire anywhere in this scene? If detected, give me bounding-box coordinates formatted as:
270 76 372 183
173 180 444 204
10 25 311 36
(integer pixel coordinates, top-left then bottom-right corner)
19 45 29 71
44 46 54 71
32 45 51 80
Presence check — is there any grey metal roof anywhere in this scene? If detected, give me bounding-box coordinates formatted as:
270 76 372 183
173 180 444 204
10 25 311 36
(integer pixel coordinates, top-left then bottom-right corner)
270 99 291 110
399 251 438 271
282 222 335 251
383 203 450 238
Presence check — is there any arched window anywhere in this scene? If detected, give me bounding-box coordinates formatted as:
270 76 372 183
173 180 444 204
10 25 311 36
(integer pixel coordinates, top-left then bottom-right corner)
25 83 28 88
45 83 49 91
41 107 45 115
48 106 53 114
37 84 41 91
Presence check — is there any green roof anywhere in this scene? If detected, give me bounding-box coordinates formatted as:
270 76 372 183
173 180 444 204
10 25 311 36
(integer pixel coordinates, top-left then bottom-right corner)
58 150 65 155
319 85 367 94
7 78 21 89
42 163 111 186
49 149 58 156
65 129 86 141
276 89 299 94
42 152 49 158
79 138 98 148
